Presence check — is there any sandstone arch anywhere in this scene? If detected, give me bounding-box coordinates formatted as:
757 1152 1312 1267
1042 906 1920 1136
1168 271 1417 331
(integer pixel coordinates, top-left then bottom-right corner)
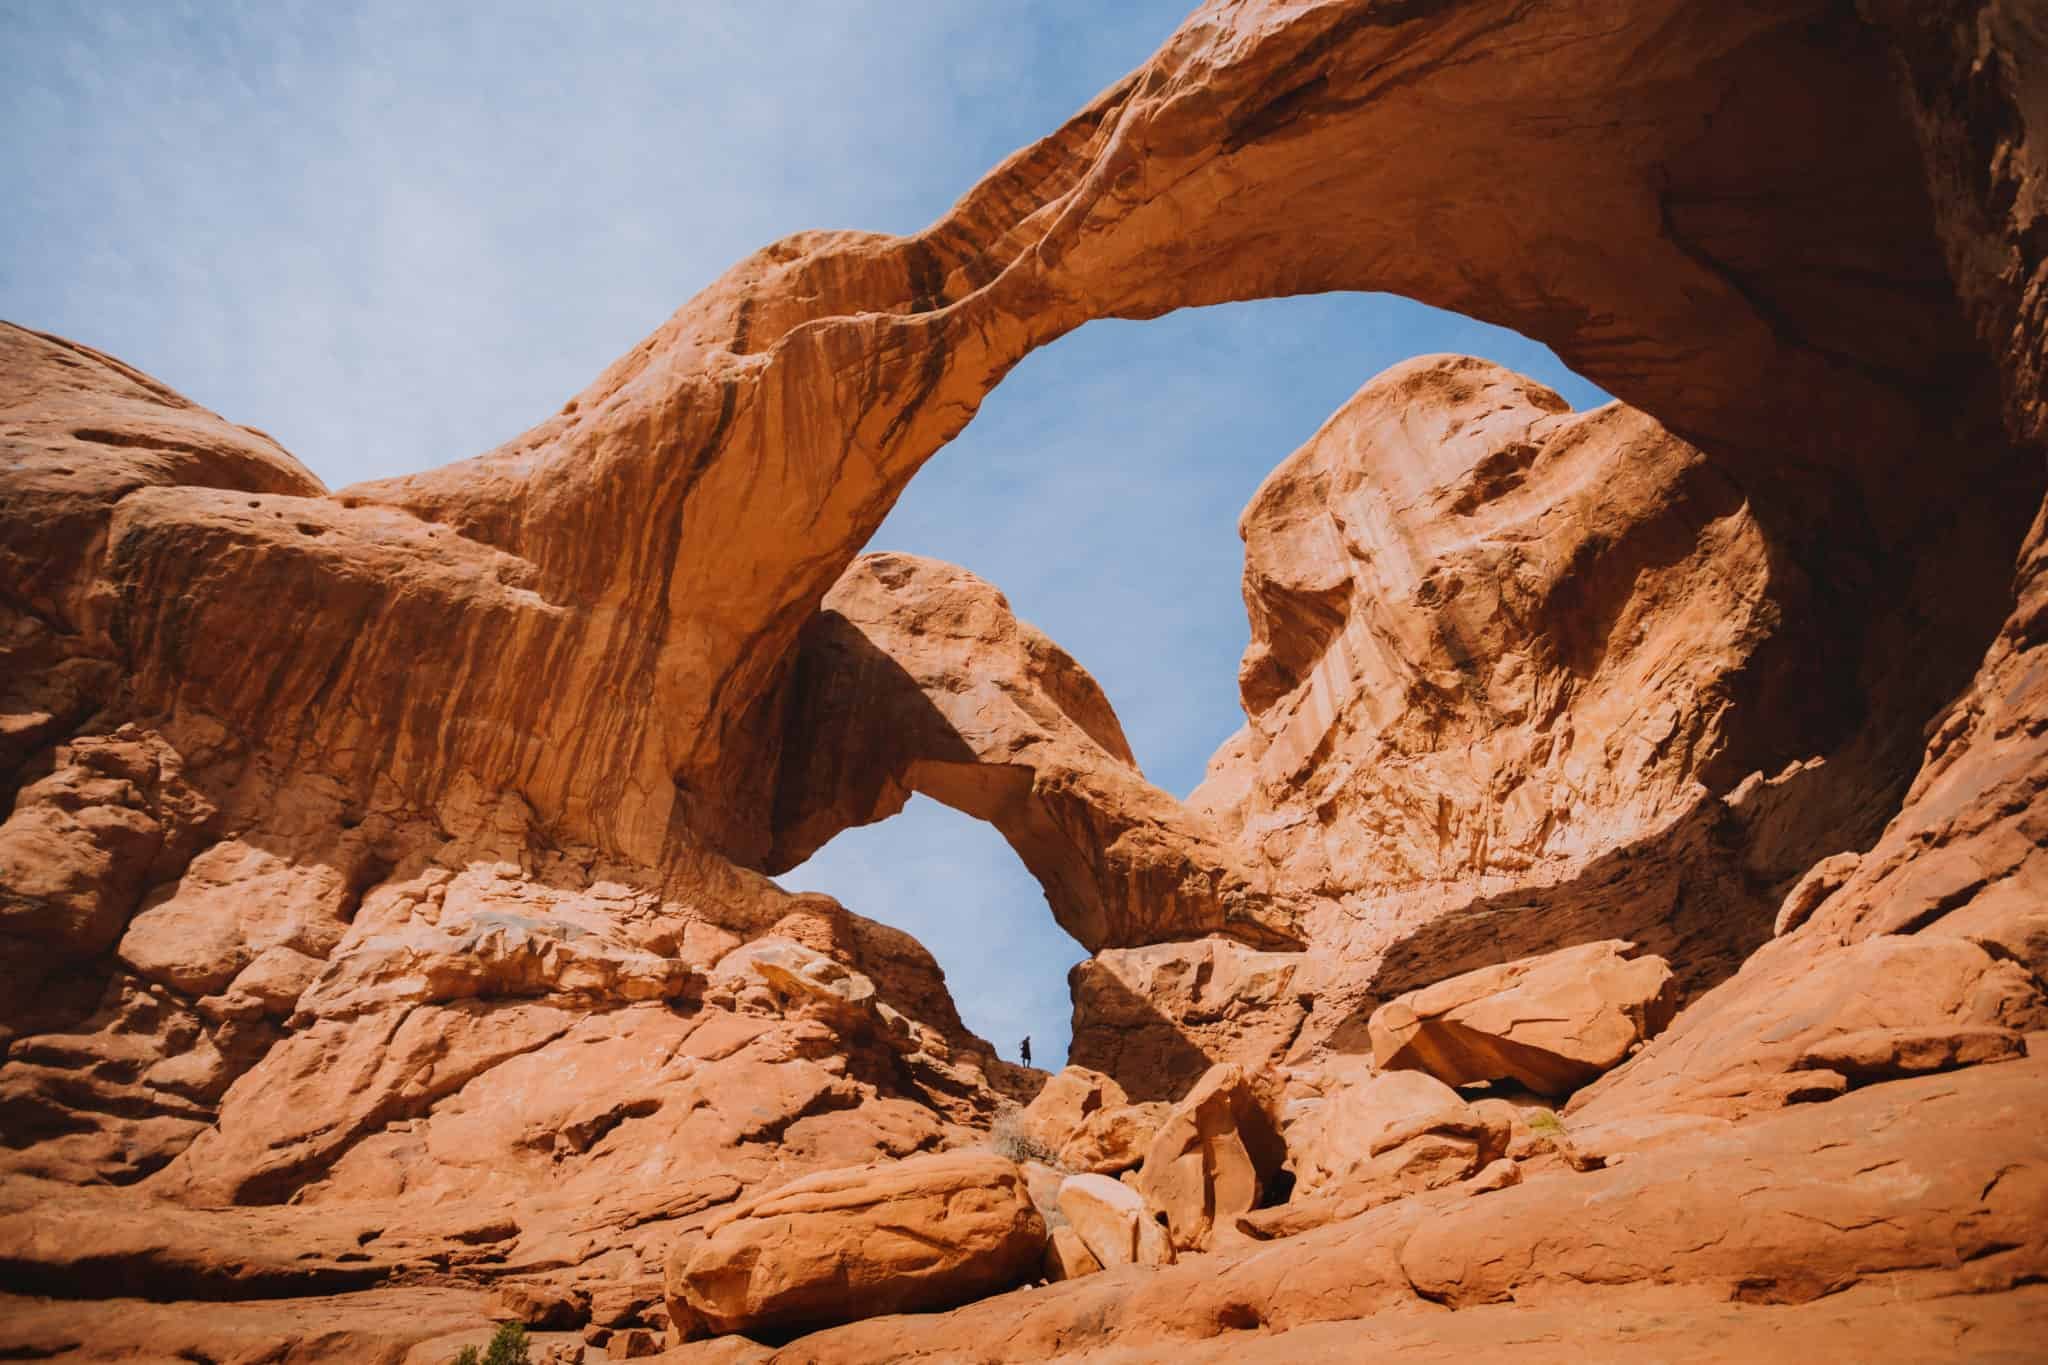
3 5 2048 1345
10 0 2024 901
763 553 1298 952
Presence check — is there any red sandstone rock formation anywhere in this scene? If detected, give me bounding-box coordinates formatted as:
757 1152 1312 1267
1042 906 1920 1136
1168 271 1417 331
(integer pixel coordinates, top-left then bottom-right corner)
764 553 1298 951
3 0 2048 1359
663 1150 1045 1342
1368 940 1678 1096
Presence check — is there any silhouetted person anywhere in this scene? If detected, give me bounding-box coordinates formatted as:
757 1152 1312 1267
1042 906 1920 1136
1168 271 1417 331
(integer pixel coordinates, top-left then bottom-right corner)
1020 1035 1033 1067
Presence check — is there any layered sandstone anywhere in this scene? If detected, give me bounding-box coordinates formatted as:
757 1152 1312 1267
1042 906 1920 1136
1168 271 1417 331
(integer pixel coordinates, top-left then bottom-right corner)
3 0 2048 1360
764 554 1296 951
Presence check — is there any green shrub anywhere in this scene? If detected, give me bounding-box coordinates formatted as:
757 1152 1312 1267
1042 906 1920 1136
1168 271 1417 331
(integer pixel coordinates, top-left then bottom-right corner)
450 1322 531 1365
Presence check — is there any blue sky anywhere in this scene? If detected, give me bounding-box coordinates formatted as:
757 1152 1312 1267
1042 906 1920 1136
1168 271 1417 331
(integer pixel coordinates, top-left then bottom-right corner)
2 2 1606 1068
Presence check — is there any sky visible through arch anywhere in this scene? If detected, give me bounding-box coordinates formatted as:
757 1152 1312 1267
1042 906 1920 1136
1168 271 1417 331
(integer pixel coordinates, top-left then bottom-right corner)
2 2 1608 1068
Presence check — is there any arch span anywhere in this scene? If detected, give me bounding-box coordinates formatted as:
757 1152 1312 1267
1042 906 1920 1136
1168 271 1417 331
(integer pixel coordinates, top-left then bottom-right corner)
279 0 2018 872
41 1 2040 943
765 553 1299 953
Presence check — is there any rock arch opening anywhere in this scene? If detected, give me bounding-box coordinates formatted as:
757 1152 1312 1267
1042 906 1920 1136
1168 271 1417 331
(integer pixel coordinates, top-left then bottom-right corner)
6 3 2048 1351
775 793 1088 1070
750 271 2042 1096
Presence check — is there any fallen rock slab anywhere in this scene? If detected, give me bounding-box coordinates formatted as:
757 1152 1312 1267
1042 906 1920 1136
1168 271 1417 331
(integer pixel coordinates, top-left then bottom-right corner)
1043 1223 1106 1282
609 1327 661 1358
1135 1063 1286 1252
1058 1172 1175 1270
1794 1025 2026 1083
1369 939 1677 1096
1285 1069 1510 1219
664 1150 1044 1341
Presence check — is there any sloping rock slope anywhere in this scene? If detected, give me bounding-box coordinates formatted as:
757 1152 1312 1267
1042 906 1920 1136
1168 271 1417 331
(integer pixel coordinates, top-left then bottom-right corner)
3 0 2047 1360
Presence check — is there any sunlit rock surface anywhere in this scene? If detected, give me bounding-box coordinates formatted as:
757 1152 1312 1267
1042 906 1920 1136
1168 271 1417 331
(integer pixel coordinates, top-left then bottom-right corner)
4 0 2048 1357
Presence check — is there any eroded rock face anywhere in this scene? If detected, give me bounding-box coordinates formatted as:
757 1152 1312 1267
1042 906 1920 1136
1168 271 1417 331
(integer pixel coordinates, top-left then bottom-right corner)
664 1151 1044 1341
765 553 1299 951
1196 358 1780 898
1134 1063 1287 1253
1369 940 1678 1097
4 0 2048 1358
1180 357 1894 1071
1057 1172 1175 1272
1069 938 1315 1101
1282 1069 1511 1222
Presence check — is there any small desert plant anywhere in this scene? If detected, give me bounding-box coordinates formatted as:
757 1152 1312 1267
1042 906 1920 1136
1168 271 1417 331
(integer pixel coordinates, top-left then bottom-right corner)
450 1321 531 1365
990 1110 1061 1167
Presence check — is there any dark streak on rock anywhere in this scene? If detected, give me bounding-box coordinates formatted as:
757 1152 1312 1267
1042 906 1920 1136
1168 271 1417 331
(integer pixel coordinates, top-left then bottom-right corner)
730 292 756 357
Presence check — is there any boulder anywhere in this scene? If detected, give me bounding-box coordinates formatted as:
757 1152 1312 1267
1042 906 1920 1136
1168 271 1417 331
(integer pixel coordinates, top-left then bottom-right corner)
1466 1158 1521 1194
1056 1102 1169 1175
1013 1065 1127 1155
1042 1224 1104 1282
485 1281 587 1329
1133 1063 1286 1252
1793 1025 2027 1084
1369 940 1678 1096
1288 1069 1511 1212
664 1151 1044 1341
1056 1173 1174 1270
607 1329 660 1358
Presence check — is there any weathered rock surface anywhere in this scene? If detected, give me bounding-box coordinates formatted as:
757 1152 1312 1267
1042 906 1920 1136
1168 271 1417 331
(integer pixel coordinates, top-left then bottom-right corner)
1056 1172 1175 1272
1134 1063 1287 1253
1276 1069 1510 1228
1369 940 1677 1096
4 0 2048 1358
765 554 1298 951
663 1151 1044 1341
1011 1064 1127 1156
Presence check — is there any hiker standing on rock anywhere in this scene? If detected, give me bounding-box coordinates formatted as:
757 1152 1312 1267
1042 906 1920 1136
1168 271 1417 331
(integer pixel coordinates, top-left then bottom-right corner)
1020 1035 1032 1067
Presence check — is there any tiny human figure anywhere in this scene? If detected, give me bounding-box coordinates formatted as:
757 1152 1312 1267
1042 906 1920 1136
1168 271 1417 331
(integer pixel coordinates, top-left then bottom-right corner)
1020 1035 1033 1067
